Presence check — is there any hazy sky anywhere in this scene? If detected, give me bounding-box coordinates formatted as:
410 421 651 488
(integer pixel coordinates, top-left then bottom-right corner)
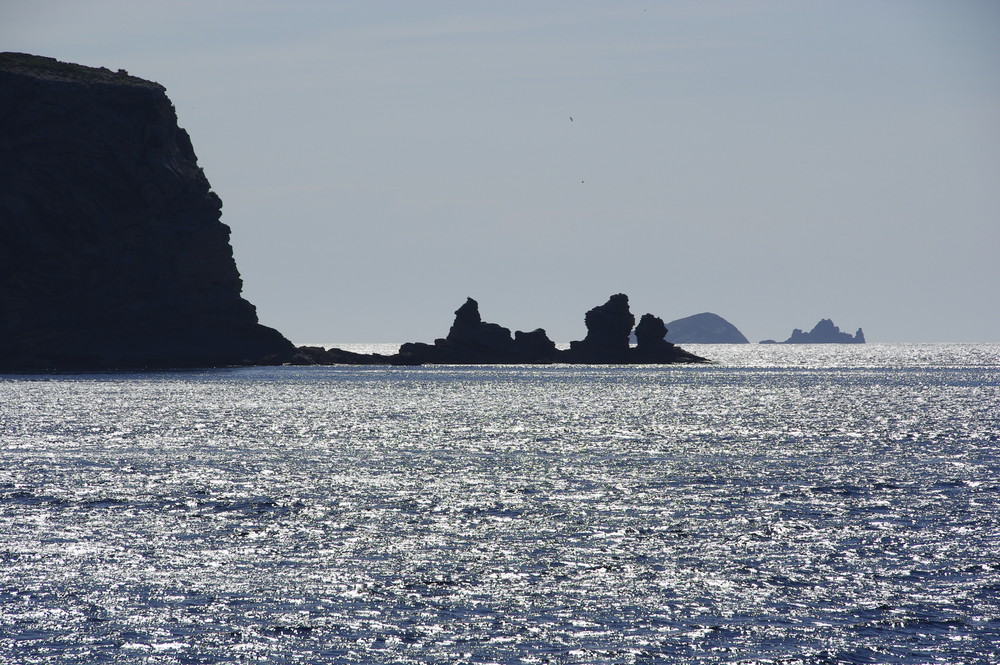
5 1 999 343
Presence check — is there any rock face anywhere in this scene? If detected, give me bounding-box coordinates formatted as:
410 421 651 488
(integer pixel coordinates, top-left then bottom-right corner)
292 294 709 365
0 53 294 370
762 319 865 344
567 293 634 363
664 312 749 344
632 314 682 362
634 314 670 350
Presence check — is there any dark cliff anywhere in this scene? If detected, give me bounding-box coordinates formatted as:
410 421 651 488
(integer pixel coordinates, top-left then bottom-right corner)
0 53 294 370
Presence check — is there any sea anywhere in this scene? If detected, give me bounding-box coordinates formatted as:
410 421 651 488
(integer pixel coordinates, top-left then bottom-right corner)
1 343 998 665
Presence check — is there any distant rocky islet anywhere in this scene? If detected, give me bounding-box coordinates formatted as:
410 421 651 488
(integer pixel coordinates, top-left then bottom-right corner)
648 313 866 346
760 319 865 345
663 312 750 344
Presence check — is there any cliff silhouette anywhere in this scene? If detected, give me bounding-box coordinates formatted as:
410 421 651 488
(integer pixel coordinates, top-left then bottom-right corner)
0 53 294 370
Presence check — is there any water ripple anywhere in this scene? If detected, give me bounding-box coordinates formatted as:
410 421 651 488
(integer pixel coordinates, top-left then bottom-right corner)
2 346 998 663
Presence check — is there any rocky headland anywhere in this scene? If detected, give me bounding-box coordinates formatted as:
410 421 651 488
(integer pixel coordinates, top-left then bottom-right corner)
1 54 706 369
761 319 865 344
0 53 295 370
664 312 749 344
293 294 709 365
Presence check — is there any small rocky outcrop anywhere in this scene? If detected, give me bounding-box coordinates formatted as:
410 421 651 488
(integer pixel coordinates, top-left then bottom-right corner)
664 312 749 344
566 293 634 363
294 295 709 365
289 345 393 366
632 314 685 362
513 328 560 363
393 297 558 364
761 319 865 344
288 298 558 365
562 294 706 363
0 53 295 369
635 313 670 349
444 297 522 358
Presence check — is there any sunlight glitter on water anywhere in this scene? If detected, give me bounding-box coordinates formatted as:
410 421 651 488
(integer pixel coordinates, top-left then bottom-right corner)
1 345 999 663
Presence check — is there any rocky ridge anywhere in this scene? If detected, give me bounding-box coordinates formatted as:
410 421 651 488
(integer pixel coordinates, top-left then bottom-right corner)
293 294 709 365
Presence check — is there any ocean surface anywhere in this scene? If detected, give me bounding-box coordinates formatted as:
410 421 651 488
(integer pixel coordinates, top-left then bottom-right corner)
2 343 998 664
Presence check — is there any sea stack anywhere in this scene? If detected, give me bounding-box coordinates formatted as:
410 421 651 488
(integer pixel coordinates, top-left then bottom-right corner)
0 53 294 370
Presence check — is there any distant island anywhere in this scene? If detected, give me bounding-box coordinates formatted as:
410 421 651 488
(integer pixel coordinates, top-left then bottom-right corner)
293 294 709 365
761 319 865 344
664 312 749 344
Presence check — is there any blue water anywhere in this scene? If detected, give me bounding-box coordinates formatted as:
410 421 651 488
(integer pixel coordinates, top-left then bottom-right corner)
2 344 999 664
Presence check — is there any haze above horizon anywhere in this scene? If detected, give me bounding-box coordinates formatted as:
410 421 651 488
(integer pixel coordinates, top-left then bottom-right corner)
4 1 998 342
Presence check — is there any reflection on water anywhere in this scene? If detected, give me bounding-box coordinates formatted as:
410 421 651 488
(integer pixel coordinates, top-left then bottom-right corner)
2 344 999 663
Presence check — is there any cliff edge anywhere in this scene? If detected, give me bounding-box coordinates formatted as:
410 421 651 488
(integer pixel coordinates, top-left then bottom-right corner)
0 53 294 370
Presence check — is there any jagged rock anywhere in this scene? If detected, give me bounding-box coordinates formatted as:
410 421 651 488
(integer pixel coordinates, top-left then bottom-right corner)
634 313 669 349
513 328 558 363
304 295 708 365
0 53 294 370
665 312 749 344
567 293 635 362
564 295 706 364
446 297 516 355
632 313 698 363
391 298 557 364
767 318 865 344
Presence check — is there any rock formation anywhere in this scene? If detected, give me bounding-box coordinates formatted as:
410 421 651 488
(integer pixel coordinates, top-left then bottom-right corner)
632 313 683 362
664 312 749 344
0 53 294 370
292 295 709 365
394 297 558 364
760 319 865 344
634 314 670 350
566 293 634 363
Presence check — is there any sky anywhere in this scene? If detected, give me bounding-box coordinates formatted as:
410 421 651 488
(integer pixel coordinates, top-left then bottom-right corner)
4 1 999 343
